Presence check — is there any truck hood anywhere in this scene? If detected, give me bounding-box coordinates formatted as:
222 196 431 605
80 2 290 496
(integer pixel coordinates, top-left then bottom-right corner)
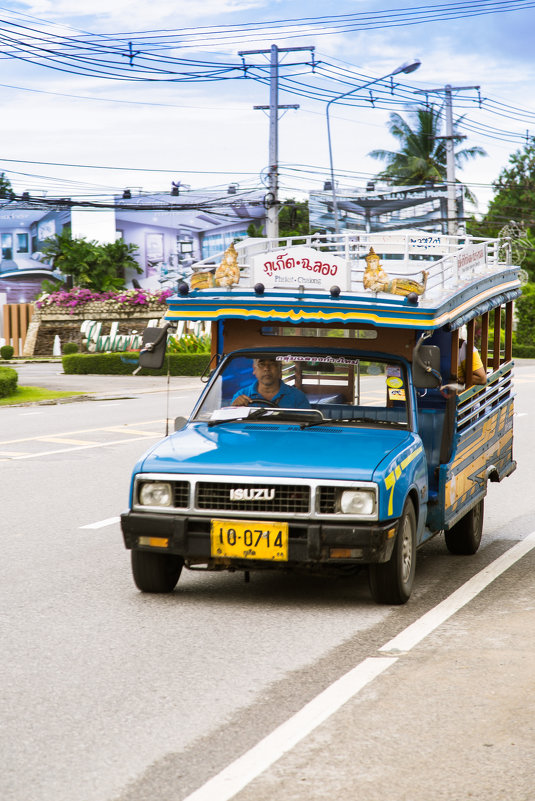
138 422 415 482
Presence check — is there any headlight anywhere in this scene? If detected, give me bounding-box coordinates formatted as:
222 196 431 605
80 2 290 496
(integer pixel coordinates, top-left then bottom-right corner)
139 481 173 507
340 489 376 516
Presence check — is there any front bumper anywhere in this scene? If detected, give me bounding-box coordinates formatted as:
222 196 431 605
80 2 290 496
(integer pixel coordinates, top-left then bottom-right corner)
120 511 399 565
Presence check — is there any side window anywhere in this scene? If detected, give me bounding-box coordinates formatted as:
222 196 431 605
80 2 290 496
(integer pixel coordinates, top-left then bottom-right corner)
16 233 29 254
1 233 13 260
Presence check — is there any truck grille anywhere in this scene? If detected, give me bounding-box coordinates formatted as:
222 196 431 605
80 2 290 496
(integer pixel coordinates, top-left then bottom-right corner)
195 481 310 514
173 481 190 508
318 486 337 514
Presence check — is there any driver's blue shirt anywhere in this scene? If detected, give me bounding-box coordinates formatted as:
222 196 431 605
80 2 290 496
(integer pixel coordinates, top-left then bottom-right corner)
232 380 310 409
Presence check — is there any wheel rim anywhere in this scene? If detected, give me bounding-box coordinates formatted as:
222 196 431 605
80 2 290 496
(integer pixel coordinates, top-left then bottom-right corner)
400 516 413 584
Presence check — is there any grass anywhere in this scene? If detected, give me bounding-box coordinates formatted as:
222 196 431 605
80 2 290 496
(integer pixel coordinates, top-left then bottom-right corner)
0 386 86 406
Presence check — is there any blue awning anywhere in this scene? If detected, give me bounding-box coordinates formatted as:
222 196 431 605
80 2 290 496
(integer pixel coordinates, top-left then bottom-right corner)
444 287 522 330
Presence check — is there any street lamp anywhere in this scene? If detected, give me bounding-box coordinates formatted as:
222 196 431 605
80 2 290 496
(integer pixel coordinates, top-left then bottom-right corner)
326 59 421 236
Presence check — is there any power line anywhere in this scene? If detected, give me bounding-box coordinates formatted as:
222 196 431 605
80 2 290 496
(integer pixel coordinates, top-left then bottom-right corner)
1 1 534 77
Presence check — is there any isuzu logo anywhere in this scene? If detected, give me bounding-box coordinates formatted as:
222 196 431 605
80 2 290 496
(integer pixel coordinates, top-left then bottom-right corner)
230 488 275 501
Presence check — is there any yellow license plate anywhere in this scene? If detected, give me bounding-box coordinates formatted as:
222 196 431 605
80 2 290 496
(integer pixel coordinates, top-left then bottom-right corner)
210 519 288 561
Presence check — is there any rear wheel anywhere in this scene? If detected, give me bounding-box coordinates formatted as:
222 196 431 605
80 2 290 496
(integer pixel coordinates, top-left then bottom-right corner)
369 498 416 605
445 499 484 555
131 549 183 593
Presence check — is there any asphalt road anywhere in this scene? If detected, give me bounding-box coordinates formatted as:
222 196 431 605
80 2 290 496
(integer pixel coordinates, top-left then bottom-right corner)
12 359 204 398
1 361 534 801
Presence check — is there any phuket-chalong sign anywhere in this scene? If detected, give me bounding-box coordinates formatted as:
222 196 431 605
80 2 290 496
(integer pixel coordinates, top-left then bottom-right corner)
252 246 350 291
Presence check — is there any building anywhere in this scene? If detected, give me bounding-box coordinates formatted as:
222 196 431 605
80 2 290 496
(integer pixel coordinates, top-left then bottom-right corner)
0 186 267 307
114 186 266 288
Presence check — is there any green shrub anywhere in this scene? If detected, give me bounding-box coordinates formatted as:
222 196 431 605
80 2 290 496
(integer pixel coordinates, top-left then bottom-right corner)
515 288 535 345
62 342 79 355
0 366 18 397
167 333 211 354
0 345 14 360
62 352 211 376
512 343 535 358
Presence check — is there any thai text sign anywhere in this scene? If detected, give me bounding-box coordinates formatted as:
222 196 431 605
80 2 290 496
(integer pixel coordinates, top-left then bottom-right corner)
252 247 350 291
456 243 487 278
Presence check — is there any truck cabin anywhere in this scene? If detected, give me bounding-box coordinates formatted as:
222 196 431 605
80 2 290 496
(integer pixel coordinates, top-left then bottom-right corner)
199 302 514 494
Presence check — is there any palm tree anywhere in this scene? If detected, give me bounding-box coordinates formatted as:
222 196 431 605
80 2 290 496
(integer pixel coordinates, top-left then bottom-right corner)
368 105 486 203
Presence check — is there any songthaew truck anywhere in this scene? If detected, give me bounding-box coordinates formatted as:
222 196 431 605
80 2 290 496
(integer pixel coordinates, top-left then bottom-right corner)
120 232 520 604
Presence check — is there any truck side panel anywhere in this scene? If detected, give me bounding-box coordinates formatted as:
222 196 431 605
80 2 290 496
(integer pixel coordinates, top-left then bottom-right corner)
436 362 515 530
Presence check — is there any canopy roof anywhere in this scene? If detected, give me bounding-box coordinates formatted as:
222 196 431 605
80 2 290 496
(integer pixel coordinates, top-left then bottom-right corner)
165 231 521 332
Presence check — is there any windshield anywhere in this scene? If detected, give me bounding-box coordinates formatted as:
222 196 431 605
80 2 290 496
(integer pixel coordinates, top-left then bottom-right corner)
192 351 411 428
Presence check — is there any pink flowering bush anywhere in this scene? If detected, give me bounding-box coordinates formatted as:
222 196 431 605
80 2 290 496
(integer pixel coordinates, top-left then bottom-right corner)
36 287 172 313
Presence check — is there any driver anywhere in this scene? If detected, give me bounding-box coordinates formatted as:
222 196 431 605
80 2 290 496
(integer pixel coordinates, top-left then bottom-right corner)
232 358 310 409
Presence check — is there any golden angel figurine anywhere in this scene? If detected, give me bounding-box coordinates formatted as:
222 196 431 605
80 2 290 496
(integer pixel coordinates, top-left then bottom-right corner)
215 242 241 287
363 247 427 296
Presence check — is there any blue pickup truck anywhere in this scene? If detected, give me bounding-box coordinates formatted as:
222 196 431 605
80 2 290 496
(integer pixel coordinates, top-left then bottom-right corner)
120 233 519 603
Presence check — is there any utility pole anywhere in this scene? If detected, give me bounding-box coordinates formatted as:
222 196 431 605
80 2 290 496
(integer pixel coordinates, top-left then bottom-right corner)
418 84 479 235
238 44 314 241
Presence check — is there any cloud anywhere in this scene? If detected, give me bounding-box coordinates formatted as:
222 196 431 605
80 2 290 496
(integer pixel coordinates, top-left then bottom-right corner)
21 0 269 28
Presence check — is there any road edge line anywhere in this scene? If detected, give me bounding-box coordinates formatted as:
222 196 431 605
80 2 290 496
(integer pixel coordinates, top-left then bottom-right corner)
181 657 397 801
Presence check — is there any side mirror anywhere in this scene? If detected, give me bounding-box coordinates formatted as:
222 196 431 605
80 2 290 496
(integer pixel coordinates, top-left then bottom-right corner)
174 416 187 431
138 325 170 370
412 344 441 388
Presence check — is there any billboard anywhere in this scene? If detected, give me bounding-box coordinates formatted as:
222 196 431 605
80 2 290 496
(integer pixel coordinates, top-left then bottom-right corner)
309 184 463 235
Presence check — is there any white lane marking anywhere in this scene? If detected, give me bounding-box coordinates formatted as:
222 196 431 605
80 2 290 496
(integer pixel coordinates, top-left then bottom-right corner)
38 436 101 445
80 517 120 529
8 435 160 460
181 657 397 801
380 529 535 655
0 419 165 446
105 426 165 436
19 412 42 416
182 532 535 801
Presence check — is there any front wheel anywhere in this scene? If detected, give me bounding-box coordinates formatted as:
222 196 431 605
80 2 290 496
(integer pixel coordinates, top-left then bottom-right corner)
369 499 416 605
131 549 183 593
445 499 484 555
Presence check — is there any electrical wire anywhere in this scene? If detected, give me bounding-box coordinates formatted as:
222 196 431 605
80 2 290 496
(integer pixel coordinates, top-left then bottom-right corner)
1 1 534 76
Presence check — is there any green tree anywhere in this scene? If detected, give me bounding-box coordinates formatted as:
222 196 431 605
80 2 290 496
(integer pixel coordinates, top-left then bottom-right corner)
278 200 309 237
369 105 486 202
245 200 310 239
246 222 264 238
0 172 13 199
515 283 535 345
99 239 142 284
467 140 535 278
42 230 141 291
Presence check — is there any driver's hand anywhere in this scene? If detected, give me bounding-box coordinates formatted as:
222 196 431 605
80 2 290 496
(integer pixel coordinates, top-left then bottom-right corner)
232 394 251 407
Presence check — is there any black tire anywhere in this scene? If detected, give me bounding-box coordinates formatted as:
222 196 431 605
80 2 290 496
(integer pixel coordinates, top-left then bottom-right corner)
131 549 183 593
445 498 484 555
369 498 417 605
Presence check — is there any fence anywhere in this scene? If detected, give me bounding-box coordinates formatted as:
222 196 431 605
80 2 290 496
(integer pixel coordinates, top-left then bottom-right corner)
2 303 34 356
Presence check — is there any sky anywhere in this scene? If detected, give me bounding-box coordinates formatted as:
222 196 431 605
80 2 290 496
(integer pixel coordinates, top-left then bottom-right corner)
1 0 535 217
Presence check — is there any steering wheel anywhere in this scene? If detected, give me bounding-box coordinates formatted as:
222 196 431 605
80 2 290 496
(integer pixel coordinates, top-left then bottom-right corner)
248 394 279 408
